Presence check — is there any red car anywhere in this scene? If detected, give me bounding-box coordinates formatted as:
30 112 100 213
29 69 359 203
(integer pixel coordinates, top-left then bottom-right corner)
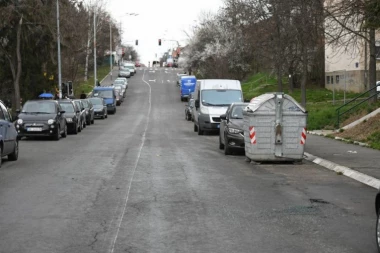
135 62 141 67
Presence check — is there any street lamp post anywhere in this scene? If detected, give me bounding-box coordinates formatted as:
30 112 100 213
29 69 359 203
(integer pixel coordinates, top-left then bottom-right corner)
109 20 112 81
118 13 139 63
56 0 62 99
94 9 97 88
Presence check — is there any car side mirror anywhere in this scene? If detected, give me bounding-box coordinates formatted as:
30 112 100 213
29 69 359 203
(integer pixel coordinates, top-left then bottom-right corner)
220 114 227 121
16 109 21 114
195 100 199 108
76 110 80 113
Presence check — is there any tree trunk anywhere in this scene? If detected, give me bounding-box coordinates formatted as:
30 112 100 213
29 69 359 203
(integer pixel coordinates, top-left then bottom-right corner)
14 16 23 111
277 63 283 92
301 45 307 108
84 13 92 81
369 28 377 103
288 65 294 94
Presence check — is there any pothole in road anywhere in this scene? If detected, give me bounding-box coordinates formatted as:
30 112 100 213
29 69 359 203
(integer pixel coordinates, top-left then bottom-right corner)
310 198 330 204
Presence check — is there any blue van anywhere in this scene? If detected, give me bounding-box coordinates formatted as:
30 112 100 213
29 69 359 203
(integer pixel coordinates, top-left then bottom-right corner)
91 86 117 114
180 76 196 102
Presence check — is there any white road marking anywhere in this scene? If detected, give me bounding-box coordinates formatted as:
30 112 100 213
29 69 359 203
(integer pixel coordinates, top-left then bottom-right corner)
108 69 152 253
149 79 156 82
162 80 164 83
167 80 171 83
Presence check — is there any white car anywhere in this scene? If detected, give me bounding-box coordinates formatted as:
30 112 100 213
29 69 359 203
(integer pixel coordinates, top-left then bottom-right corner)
118 66 131 78
123 63 136 76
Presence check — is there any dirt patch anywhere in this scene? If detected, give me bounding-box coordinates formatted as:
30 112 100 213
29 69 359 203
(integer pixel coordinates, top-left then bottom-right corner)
334 113 380 143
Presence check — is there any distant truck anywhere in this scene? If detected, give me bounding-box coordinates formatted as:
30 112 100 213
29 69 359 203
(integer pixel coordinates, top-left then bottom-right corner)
180 76 197 102
166 58 174 67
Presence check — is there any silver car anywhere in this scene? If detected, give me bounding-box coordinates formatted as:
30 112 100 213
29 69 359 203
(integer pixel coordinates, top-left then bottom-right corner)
118 66 131 78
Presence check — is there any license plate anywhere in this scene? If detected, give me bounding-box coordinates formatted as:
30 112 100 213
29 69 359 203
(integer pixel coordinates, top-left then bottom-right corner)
27 127 42 132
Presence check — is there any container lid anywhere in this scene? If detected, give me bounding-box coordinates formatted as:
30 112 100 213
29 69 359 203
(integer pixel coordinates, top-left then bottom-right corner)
244 92 306 113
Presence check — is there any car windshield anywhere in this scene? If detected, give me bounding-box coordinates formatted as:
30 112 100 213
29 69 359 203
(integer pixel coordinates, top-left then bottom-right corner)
114 80 124 85
93 90 113 98
89 98 102 105
229 105 247 119
124 65 134 70
120 67 129 71
81 100 89 108
59 103 75 113
201 90 242 106
22 101 56 113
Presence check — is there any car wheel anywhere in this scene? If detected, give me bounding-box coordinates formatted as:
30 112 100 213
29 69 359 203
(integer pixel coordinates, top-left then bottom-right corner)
198 125 204 135
194 123 198 132
377 209 380 252
78 121 82 132
62 124 67 138
105 114 108 118
83 120 86 128
73 123 78 134
224 136 231 155
87 119 91 125
8 140 18 161
219 135 224 150
54 126 60 141
91 119 94 124
101 115 105 119
0 146 2 168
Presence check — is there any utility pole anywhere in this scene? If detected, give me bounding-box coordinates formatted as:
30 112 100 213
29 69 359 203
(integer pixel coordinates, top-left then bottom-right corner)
94 9 97 87
56 0 62 98
110 21 113 81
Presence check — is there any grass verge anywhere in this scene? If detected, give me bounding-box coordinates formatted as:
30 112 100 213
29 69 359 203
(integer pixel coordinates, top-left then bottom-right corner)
74 66 110 97
241 72 376 130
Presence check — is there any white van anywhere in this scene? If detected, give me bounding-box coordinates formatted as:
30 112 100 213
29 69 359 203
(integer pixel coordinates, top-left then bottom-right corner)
193 79 243 135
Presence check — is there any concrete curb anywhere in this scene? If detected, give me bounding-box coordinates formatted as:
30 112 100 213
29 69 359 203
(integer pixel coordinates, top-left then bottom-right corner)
304 152 380 189
307 130 369 147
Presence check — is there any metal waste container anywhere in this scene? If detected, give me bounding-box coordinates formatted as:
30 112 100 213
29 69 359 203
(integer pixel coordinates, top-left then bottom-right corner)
243 92 307 162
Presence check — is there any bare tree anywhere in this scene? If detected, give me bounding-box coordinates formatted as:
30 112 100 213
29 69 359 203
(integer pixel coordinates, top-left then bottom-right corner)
324 0 380 102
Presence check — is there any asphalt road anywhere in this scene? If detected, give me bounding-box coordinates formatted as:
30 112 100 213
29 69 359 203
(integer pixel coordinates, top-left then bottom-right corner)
0 67 377 253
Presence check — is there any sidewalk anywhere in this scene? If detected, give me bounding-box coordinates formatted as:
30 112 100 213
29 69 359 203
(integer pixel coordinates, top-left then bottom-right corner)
305 133 380 189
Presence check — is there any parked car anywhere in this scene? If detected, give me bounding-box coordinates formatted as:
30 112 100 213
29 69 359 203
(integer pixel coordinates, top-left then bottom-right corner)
185 98 195 121
16 100 67 140
89 97 107 119
73 100 86 129
81 99 95 125
0 100 19 167
58 100 80 134
91 86 117 114
115 77 128 89
114 86 124 104
123 63 136 76
219 103 248 155
376 190 380 252
118 66 131 78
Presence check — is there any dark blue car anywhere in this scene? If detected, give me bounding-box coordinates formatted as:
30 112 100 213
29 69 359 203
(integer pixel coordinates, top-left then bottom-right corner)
91 86 117 114
0 100 19 167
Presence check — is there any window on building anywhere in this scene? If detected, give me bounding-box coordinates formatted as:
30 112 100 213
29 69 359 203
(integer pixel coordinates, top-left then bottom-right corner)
327 76 330 84
376 41 380 59
331 76 334 84
336 75 340 84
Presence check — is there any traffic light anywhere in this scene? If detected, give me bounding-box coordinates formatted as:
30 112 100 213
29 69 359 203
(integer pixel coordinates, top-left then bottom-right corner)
158 39 161 46
135 40 138 46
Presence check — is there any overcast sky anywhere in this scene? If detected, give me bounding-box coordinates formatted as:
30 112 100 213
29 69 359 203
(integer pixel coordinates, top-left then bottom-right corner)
104 0 224 65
